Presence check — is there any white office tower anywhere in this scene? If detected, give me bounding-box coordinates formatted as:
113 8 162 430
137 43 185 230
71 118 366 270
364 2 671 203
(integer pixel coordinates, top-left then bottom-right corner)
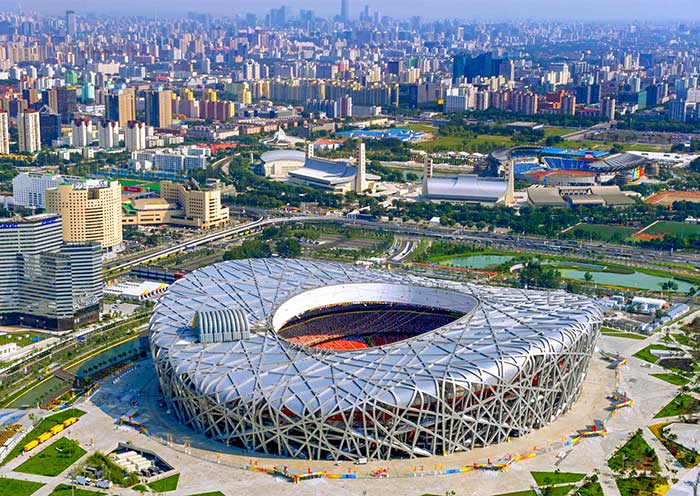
0 111 9 154
71 118 93 147
125 120 146 151
98 120 120 148
18 110 41 153
422 156 434 196
13 172 74 209
354 142 367 193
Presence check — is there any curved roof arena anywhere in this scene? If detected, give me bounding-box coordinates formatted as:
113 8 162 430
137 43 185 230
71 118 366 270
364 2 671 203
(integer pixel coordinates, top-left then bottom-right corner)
150 258 602 460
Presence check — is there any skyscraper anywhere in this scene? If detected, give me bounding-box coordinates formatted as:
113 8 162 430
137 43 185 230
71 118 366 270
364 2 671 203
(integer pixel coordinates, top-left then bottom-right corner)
105 89 136 127
145 88 173 128
0 213 102 331
340 0 349 22
0 111 9 154
66 10 77 36
18 110 41 153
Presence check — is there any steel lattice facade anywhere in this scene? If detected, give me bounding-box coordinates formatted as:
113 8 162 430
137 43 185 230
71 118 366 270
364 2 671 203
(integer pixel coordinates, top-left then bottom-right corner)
149 258 602 461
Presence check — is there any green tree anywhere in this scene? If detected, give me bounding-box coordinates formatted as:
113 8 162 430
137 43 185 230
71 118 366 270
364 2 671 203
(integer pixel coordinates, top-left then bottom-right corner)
275 238 301 258
584 271 593 283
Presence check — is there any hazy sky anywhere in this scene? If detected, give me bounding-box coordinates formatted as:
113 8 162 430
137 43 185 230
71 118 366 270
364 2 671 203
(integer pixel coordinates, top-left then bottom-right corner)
3 0 700 20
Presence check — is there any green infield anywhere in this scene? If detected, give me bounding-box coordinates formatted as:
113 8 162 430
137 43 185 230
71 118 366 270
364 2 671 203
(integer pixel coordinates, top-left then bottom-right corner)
147 473 180 492
15 438 87 477
654 394 700 418
532 471 586 486
0 477 44 496
2 408 86 466
650 373 690 386
643 221 700 238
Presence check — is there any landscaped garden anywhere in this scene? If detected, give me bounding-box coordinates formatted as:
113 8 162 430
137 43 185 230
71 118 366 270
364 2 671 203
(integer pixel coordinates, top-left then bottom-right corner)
607 430 660 473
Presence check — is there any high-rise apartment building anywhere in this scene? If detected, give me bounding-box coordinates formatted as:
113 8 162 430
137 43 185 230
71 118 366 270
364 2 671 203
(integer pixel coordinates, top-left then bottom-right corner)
18 110 41 152
0 111 9 154
602 97 617 121
71 118 93 147
45 180 123 252
98 120 120 148
0 213 102 331
125 120 147 151
145 88 173 128
105 89 136 127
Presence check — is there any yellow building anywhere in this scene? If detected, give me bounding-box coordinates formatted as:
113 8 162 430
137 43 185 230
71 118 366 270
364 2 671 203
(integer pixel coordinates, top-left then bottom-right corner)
123 179 230 229
45 180 123 251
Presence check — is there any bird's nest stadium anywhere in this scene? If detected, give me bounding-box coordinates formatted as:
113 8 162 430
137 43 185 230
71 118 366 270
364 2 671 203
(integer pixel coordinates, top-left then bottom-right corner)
149 258 602 461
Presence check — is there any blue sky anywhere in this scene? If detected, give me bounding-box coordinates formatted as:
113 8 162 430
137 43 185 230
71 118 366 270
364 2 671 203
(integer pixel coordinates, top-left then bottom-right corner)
4 0 700 20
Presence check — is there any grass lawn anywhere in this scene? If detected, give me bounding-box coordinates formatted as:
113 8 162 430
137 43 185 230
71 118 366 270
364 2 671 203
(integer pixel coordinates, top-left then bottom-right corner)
575 479 604 496
616 476 668 496
632 344 674 364
187 493 226 496
532 471 586 486
542 486 576 496
654 394 700 418
2 408 86 466
608 430 660 473
493 491 537 496
672 333 691 346
650 373 690 386
404 122 437 134
0 331 45 347
600 328 647 340
0 477 44 496
49 484 104 496
565 223 637 243
644 221 700 238
15 438 86 477
147 473 180 492
413 133 515 152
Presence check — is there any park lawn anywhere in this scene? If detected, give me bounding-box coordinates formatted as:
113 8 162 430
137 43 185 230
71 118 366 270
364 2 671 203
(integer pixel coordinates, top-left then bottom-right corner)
148 473 180 492
632 344 675 364
651 373 690 386
575 479 604 496
672 333 691 346
645 221 700 238
0 477 44 496
654 394 700 418
49 484 104 496
2 408 86 466
15 437 86 477
607 430 660 473
532 471 586 486
543 127 575 137
565 223 637 243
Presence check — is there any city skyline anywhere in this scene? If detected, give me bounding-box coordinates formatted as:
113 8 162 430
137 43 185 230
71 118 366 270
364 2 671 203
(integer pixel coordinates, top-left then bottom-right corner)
4 0 700 21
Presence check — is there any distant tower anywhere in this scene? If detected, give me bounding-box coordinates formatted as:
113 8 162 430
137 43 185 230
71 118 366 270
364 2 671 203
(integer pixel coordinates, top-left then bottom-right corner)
503 152 515 207
305 142 315 159
340 0 349 22
422 156 433 196
354 142 366 192
66 10 77 36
